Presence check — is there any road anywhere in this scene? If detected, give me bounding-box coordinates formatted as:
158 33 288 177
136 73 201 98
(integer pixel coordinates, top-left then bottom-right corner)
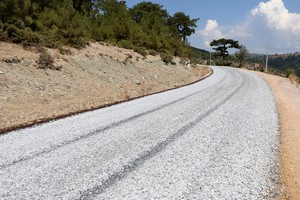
0 67 279 199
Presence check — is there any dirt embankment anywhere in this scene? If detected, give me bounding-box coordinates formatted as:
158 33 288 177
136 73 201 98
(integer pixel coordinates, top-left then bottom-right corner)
0 42 211 133
254 72 300 200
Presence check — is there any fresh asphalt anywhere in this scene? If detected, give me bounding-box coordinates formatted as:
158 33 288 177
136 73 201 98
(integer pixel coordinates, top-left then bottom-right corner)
0 66 279 199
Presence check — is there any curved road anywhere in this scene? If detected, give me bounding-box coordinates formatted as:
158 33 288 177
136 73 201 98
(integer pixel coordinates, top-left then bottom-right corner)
0 67 279 199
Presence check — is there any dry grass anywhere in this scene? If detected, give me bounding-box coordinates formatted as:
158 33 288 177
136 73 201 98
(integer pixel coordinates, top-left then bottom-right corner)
288 74 299 85
123 86 130 100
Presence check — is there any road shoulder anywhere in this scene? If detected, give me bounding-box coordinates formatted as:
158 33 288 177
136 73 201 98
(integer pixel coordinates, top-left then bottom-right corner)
252 71 300 200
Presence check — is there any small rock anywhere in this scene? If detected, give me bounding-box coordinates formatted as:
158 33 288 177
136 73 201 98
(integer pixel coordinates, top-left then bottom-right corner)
52 63 62 70
0 70 4 74
170 60 176 65
134 80 141 85
2 57 21 63
0 97 8 101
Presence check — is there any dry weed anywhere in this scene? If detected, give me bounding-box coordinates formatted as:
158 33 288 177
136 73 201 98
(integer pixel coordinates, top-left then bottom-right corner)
37 50 62 70
123 86 130 100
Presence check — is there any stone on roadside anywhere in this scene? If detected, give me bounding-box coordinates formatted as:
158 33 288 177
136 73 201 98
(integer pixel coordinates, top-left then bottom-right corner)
134 80 141 85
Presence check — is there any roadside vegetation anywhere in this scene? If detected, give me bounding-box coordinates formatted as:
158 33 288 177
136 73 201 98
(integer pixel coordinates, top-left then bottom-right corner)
209 38 240 66
1 1 297 81
248 53 300 80
234 45 249 68
194 38 248 68
0 0 198 61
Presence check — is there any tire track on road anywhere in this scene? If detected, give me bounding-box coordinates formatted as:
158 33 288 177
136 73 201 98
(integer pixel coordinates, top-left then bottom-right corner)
77 70 246 200
0 72 227 170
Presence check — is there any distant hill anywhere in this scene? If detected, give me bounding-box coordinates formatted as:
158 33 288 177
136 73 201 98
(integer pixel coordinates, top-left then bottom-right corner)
190 47 210 63
247 53 300 77
247 53 264 59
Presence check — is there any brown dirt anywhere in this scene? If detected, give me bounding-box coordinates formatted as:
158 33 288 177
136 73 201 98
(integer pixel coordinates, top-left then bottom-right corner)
254 71 300 200
0 42 211 133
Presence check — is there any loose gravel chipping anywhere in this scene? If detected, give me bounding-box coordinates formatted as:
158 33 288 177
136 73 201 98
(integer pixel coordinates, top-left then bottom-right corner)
0 67 279 199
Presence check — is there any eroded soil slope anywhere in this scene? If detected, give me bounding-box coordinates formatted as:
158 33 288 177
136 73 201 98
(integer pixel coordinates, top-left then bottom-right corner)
0 42 210 132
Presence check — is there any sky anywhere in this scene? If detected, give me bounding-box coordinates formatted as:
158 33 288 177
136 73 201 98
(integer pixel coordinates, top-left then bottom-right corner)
126 0 300 54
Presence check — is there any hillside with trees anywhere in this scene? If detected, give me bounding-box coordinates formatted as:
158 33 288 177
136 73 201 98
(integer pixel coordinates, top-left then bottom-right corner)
247 53 300 77
0 0 199 60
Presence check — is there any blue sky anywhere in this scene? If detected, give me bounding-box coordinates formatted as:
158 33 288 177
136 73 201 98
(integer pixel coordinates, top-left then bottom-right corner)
126 0 300 54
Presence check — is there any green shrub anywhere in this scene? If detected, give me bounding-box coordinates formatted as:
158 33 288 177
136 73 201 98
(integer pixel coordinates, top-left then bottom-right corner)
24 16 33 27
64 14 91 47
215 59 225 66
0 0 197 62
58 47 72 55
0 30 8 40
21 28 41 44
259 67 265 72
5 24 22 43
118 40 135 49
160 49 173 64
0 21 8 40
286 68 296 78
134 46 147 57
148 49 158 56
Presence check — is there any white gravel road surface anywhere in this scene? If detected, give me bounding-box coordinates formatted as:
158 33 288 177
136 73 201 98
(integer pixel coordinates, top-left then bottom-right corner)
0 67 279 199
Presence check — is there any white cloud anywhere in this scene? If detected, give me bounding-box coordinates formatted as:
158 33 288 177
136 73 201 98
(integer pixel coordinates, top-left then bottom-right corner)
198 19 251 51
251 0 300 33
199 20 223 48
224 24 252 40
192 0 300 53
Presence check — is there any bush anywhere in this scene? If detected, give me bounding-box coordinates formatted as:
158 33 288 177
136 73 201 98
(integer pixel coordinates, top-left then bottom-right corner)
0 0 196 62
5 24 22 43
259 67 265 72
24 16 33 27
214 59 224 66
287 69 299 84
58 47 72 55
160 49 173 64
148 49 158 56
134 46 147 57
286 68 296 78
0 21 8 40
37 48 61 70
21 28 41 44
0 31 8 41
118 40 135 49
223 62 232 66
